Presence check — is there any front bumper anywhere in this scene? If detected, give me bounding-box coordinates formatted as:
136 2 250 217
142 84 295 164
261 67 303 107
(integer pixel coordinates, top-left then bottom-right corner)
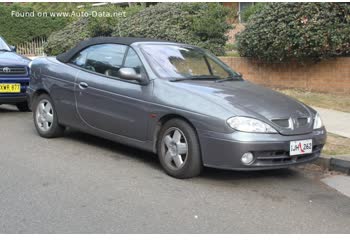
0 93 27 104
198 127 327 170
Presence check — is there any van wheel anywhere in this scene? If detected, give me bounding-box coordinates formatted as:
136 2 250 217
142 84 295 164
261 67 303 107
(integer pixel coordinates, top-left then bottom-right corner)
157 119 203 179
33 94 65 138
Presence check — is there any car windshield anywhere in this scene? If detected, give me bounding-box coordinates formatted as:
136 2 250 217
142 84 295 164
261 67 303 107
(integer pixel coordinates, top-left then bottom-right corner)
140 44 240 81
0 37 11 51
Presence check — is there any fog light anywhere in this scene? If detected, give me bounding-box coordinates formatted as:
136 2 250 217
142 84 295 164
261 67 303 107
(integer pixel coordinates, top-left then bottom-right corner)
241 152 254 165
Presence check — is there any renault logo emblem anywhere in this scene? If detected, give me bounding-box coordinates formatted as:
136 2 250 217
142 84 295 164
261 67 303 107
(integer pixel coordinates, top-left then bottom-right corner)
3 67 11 73
288 117 295 130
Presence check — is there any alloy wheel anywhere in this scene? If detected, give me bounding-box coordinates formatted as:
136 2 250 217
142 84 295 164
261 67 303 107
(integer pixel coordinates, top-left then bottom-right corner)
161 127 189 170
36 99 54 132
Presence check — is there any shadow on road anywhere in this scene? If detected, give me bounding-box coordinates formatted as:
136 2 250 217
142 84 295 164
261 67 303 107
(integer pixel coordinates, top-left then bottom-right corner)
63 129 161 170
62 129 300 182
0 104 18 113
201 167 298 181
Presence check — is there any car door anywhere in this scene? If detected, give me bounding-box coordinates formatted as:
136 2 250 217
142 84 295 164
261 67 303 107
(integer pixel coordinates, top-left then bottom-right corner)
71 44 152 141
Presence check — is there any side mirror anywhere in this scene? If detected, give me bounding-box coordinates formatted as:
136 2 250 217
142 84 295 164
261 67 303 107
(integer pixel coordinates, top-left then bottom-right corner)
9 45 16 52
118 67 148 85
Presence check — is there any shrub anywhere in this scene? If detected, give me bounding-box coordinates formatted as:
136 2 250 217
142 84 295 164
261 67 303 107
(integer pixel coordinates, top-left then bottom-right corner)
45 3 232 56
237 3 350 62
224 43 237 52
44 4 144 55
0 3 68 45
87 4 145 37
113 3 232 56
44 18 91 56
240 3 265 23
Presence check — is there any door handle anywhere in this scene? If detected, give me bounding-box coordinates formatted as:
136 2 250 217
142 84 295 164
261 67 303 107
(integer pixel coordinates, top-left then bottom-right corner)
79 82 89 89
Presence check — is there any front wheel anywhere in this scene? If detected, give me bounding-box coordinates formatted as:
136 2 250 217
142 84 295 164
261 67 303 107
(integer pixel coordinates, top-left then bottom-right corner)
157 119 203 179
33 94 65 138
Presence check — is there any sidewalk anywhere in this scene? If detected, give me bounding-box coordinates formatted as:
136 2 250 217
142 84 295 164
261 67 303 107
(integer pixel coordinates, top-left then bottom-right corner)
313 106 350 138
313 106 350 198
312 106 350 174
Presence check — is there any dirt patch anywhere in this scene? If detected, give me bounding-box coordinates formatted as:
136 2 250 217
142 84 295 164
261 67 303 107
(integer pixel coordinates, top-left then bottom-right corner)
323 133 350 155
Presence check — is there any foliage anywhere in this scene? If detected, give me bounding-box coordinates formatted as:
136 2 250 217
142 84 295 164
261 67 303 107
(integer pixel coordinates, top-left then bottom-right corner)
44 4 144 55
27 2 82 12
44 18 91 56
224 43 237 52
0 3 69 45
45 3 232 56
113 3 232 56
240 3 265 23
87 4 144 37
237 3 350 62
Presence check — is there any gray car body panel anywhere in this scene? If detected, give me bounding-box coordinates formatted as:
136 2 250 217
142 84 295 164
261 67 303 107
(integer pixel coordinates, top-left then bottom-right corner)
27 40 327 170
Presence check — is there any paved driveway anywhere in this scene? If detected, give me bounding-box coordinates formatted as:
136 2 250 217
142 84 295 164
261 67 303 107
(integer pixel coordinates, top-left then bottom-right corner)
0 105 349 233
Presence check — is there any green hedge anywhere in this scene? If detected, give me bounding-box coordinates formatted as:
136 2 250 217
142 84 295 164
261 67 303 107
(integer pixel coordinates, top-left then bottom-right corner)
44 4 144 55
44 18 91 56
237 3 350 62
45 3 232 56
113 3 232 56
0 3 69 45
240 3 265 23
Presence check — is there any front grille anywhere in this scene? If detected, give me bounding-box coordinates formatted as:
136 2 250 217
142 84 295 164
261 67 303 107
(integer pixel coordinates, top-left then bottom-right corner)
272 117 310 128
252 145 323 166
297 117 308 126
272 119 289 128
0 67 27 75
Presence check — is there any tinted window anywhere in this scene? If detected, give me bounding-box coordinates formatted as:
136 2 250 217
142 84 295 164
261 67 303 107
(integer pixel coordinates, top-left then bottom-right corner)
70 44 127 77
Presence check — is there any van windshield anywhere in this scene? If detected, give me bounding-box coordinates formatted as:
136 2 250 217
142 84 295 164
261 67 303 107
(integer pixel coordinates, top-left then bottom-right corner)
0 37 11 51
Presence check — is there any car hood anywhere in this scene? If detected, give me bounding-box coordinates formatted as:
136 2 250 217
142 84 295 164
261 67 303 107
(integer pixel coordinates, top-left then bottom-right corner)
172 80 315 135
0 52 31 66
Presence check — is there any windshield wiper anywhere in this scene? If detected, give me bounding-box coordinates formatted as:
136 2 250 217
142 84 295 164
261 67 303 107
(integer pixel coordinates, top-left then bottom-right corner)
0 49 10 52
169 75 220 82
215 74 243 83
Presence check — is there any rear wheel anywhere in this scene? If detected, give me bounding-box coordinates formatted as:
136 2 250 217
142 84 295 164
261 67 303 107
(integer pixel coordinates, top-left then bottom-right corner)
157 119 203 179
33 94 65 138
16 102 30 112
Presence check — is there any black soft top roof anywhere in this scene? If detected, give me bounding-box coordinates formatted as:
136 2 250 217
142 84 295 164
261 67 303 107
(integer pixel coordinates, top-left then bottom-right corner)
56 37 170 63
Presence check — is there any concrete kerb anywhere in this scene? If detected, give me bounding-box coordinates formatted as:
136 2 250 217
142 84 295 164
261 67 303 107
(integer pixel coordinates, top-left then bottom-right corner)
314 154 350 175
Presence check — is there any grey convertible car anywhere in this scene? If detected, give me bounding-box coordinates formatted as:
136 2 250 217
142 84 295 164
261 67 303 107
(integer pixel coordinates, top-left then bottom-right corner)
27 37 326 178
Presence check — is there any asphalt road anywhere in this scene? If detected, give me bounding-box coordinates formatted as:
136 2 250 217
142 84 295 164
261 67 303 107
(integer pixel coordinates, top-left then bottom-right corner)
0 104 349 233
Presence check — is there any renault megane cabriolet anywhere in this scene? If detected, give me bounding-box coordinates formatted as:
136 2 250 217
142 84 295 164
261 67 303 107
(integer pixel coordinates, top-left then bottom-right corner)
27 37 327 178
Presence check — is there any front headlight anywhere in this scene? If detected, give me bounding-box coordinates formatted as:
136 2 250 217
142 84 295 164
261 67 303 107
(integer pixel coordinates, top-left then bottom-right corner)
313 112 323 129
227 116 277 133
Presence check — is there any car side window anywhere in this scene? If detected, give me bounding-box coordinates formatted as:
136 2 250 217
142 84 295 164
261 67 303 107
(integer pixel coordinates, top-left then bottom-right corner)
70 48 89 67
123 48 145 76
70 44 127 78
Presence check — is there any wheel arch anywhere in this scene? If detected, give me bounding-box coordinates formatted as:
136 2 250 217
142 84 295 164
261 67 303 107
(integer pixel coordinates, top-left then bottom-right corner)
152 114 199 153
31 88 50 108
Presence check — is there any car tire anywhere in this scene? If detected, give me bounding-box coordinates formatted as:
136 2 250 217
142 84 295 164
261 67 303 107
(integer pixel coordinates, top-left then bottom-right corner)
16 102 30 112
33 94 65 138
157 119 203 179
